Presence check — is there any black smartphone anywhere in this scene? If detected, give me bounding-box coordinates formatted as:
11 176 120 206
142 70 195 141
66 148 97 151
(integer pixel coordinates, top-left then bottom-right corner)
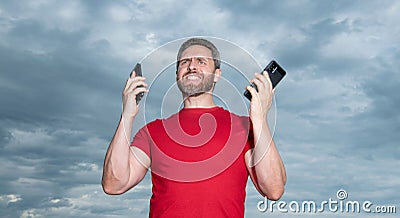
131 63 144 104
244 60 286 101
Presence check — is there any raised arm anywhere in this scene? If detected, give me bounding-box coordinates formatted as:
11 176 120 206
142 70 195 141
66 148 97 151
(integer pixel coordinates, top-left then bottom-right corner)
244 71 286 200
102 71 150 195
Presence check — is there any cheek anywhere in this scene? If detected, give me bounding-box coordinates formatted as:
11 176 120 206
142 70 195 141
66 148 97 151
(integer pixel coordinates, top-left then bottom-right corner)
176 69 185 80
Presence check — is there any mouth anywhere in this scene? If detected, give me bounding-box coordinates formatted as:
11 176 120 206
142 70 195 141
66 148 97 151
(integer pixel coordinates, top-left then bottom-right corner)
183 72 202 81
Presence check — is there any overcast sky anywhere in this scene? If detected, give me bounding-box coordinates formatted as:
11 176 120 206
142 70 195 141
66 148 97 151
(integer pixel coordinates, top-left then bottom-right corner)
0 0 399 217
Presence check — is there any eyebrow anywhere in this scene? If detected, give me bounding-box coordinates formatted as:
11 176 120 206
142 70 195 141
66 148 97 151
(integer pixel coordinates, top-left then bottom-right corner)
179 56 212 61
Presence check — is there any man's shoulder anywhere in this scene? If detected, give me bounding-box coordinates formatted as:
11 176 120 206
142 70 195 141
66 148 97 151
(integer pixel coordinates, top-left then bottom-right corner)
142 112 179 128
223 108 249 121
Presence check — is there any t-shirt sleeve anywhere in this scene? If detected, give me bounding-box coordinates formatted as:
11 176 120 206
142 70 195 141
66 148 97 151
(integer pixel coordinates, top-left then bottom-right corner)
239 116 254 154
130 125 151 158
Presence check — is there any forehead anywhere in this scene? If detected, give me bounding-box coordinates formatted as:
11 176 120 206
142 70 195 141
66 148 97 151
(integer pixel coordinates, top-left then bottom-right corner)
180 45 212 59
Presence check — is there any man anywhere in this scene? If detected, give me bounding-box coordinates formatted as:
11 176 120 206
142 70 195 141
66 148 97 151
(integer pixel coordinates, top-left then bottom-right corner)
102 38 286 217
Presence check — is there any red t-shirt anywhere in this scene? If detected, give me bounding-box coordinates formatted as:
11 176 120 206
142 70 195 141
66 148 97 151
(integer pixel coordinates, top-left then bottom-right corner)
132 107 254 218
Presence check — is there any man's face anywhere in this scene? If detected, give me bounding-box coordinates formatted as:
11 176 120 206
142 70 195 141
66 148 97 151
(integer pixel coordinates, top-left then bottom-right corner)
176 45 220 97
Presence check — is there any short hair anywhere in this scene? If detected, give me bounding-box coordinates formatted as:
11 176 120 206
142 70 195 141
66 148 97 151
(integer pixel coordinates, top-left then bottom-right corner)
176 38 221 70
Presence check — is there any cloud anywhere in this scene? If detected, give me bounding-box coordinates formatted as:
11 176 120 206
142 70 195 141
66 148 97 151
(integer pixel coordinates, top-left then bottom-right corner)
0 194 22 205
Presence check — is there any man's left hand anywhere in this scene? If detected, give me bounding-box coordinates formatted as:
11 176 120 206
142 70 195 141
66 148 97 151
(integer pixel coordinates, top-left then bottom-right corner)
246 71 274 126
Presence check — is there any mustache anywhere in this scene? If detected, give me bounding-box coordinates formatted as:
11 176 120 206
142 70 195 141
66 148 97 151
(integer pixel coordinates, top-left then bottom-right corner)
182 71 203 78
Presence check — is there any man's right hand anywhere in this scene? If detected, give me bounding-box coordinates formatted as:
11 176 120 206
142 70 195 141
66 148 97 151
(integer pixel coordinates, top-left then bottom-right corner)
122 70 147 119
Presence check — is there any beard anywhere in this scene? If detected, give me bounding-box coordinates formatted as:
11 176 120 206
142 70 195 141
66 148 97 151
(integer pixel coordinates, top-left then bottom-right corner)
177 71 215 97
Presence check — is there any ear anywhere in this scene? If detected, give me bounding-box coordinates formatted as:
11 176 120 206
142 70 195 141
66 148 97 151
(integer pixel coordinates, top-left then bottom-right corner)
213 68 221 83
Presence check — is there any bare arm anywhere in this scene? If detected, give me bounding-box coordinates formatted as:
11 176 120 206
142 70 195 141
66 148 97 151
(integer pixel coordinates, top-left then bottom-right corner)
102 71 150 195
245 71 286 200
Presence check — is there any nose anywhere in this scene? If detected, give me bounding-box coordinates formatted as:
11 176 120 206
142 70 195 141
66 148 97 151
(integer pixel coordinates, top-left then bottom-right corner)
188 58 197 71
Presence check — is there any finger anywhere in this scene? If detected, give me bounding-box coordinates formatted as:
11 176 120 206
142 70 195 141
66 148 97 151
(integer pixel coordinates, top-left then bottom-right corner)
251 75 264 92
127 81 148 93
131 87 148 96
130 70 137 78
256 72 270 90
124 76 146 92
246 85 259 102
262 71 273 91
124 81 148 95
257 71 269 84
130 76 146 83
124 77 134 92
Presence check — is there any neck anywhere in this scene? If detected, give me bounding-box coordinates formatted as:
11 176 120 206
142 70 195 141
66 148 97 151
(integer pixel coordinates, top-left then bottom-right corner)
183 92 216 108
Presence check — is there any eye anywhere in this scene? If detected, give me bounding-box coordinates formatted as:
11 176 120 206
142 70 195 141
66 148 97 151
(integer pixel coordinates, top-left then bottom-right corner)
179 59 188 66
197 58 207 65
